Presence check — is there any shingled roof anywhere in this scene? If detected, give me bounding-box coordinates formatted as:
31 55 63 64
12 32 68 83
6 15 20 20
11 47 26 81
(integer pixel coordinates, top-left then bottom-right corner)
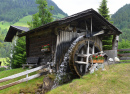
18 8 121 37
4 25 29 42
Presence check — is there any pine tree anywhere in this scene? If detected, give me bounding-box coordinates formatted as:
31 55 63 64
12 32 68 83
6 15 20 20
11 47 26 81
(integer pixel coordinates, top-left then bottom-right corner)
28 0 53 29
98 0 110 21
98 0 113 50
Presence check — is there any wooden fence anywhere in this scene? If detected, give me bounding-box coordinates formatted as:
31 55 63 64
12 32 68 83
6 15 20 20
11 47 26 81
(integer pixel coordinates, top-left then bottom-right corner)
0 65 48 90
118 49 130 60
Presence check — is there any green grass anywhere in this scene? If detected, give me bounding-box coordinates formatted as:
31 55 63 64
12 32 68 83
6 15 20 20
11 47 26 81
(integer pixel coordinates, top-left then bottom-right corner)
0 68 44 94
120 60 130 63
0 21 11 30
48 63 130 94
0 13 65 30
13 15 32 27
0 15 32 30
53 13 66 20
0 13 66 30
0 58 8 66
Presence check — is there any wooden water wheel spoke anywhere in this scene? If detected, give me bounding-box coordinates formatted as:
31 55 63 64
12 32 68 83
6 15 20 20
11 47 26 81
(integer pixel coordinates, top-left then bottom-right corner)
86 41 91 64
80 49 84 73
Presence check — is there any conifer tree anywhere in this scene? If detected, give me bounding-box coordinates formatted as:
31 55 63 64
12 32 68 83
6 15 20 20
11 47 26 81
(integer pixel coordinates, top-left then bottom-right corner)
28 0 53 29
98 0 113 50
98 0 110 21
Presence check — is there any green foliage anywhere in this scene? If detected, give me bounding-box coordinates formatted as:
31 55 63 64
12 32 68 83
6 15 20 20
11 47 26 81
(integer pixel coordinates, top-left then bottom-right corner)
98 0 113 50
10 37 26 68
28 0 53 29
0 29 11 57
0 67 6 71
102 40 112 45
0 0 67 23
118 39 130 49
118 39 130 54
98 0 110 21
112 4 130 42
102 35 113 50
0 0 67 58
112 4 130 30
103 45 112 50
119 29 130 41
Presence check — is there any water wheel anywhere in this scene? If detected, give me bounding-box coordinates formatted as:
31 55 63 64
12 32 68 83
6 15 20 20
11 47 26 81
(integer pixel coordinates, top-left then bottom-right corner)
69 39 101 77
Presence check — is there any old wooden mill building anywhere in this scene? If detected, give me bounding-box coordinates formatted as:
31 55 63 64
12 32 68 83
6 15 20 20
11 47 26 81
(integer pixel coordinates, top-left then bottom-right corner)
5 9 122 77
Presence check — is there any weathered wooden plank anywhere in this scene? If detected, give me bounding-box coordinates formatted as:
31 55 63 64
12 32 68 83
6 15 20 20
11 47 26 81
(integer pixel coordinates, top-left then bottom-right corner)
75 61 86 64
117 49 130 51
120 57 130 60
0 65 47 83
0 72 44 90
118 53 130 57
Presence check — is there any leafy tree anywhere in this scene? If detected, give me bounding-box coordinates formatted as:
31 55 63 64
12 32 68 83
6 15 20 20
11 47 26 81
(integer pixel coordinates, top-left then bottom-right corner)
10 37 26 68
118 39 130 49
28 0 53 29
98 0 113 50
118 39 130 54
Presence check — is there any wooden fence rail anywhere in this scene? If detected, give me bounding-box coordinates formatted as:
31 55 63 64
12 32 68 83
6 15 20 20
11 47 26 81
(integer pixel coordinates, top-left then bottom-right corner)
0 65 48 90
118 49 130 60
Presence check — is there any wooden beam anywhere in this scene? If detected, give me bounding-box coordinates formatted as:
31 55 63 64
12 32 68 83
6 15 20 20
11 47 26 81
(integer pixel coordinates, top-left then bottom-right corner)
117 49 130 51
120 57 130 60
118 53 130 57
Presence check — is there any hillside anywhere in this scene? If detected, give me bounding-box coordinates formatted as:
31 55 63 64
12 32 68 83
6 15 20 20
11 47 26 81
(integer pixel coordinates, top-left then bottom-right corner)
112 4 130 41
49 63 130 94
0 63 129 93
0 0 68 58
0 0 67 23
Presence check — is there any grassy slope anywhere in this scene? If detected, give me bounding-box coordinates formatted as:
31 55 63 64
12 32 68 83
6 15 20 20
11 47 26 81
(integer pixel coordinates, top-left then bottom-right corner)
0 68 44 94
0 15 32 30
13 15 32 27
0 13 66 30
0 22 11 30
48 63 130 94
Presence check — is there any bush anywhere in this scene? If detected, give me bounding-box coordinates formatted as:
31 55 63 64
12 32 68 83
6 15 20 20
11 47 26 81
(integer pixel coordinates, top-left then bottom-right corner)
0 67 6 71
9 37 26 69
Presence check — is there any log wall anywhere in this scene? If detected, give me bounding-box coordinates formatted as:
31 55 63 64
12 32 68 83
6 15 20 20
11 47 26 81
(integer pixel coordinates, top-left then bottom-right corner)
27 29 57 58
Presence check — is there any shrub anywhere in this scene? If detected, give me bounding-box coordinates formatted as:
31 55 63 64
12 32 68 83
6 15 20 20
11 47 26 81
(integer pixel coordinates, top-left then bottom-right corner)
0 67 6 71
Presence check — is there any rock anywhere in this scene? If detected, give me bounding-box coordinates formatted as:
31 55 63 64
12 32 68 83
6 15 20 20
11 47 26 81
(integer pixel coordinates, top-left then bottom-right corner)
41 76 54 94
114 57 120 62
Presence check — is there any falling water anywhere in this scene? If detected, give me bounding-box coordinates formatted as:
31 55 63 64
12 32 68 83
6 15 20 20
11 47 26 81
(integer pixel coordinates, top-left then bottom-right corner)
51 35 84 89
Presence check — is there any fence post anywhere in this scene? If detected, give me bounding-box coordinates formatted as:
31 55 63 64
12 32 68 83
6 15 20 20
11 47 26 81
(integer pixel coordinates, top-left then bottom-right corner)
26 70 28 83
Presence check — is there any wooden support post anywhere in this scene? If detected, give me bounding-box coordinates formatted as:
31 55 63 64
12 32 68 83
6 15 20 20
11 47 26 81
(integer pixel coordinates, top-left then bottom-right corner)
91 17 93 34
112 35 119 50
